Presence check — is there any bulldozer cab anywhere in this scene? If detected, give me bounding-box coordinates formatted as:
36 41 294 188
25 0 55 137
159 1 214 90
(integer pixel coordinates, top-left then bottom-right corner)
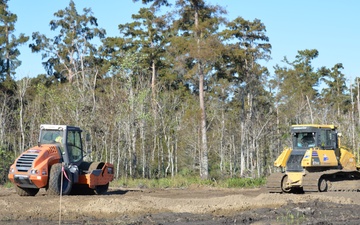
292 125 338 151
39 124 84 165
286 125 339 172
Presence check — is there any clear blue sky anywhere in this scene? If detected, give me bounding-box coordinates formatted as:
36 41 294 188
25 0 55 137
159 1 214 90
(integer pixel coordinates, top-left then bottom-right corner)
9 0 360 85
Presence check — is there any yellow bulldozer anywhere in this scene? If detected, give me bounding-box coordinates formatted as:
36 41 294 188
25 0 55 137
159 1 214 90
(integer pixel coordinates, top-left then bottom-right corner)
267 124 360 193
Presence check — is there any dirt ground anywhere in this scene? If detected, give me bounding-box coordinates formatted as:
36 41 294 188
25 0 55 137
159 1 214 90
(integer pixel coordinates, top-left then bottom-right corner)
1 185 360 225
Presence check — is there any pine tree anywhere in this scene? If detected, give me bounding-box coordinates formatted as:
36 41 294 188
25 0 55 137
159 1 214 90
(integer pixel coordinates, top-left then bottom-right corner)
273 49 321 124
320 63 350 117
0 0 28 94
220 16 272 177
29 0 105 84
170 0 226 179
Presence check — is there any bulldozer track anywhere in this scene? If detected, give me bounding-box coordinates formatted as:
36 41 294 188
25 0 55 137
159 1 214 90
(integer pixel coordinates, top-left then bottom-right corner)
298 170 360 193
268 170 360 193
328 180 360 192
302 172 324 192
266 172 285 193
324 170 360 192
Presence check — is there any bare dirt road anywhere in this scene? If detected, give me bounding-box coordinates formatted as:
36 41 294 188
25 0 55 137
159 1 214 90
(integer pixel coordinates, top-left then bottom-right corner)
1 185 360 225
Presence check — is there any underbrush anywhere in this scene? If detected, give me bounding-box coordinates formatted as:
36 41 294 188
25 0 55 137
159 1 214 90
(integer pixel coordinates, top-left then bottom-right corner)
1 177 265 190
112 176 265 189
2 182 13 188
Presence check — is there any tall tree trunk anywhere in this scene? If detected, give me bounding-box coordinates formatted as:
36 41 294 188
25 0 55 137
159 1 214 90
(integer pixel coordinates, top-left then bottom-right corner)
151 60 157 179
131 121 137 178
151 61 156 108
220 104 225 172
116 123 121 179
232 135 236 177
128 79 136 177
18 78 29 152
199 67 208 179
141 118 146 178
171 143 174 177
165 134 171 177
306 95 314 123
0 96 7 147
240 122 245 177
175 135 178 176
195 4 208 180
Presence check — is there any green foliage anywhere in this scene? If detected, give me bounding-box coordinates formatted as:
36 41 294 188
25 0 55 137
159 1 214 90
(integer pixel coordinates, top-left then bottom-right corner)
112 176 265 189
178 168 194 177
0 147 14 185
276 210 306 225
221 177 266 188
133 0 170 8
0 0 28 94
29 0 105 82
2 181 13 188
320 63 350 116
272 49 323 124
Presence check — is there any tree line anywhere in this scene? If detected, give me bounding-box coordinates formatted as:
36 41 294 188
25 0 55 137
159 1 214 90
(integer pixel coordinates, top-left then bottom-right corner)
0 0 359 183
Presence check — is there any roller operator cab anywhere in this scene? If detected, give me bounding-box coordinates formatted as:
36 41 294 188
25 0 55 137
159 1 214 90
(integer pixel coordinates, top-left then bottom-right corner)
8 124 114 196
267 124 360 193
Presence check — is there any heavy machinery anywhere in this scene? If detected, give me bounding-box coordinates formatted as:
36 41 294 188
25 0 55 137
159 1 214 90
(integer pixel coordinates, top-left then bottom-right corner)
267 124 360 193
8 124 114 196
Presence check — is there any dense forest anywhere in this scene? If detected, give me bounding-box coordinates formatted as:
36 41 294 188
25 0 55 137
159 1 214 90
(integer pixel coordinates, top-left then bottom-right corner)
0 0 359 184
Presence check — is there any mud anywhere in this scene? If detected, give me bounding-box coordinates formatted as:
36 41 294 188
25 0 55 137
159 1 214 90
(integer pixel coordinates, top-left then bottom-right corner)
1 185 360 224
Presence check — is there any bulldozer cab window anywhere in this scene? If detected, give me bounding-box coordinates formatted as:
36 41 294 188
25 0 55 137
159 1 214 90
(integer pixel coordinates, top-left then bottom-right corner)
319 129 333 149
295 133 315 148
66 130 83 163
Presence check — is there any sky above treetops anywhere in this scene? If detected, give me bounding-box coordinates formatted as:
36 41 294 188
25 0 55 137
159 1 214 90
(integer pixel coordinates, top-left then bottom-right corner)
9 0 360 86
